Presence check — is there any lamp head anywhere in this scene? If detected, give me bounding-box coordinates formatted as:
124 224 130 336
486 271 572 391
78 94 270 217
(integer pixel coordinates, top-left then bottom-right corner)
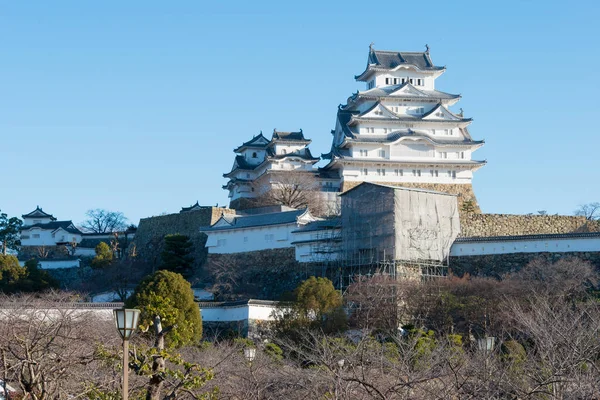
113 308 141 340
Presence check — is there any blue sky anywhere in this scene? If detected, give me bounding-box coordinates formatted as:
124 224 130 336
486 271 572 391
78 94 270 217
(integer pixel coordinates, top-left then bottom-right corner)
1 0 599 226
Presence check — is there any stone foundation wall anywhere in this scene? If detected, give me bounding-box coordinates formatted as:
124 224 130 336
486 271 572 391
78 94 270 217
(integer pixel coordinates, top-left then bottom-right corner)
341 181 481 213
203 248 306 300
131 207 235 271
19 245 69 260
460 214 600 238
449 251 600 278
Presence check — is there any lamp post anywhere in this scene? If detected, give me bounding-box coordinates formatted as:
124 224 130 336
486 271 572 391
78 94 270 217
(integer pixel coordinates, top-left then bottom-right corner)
113 308 140 400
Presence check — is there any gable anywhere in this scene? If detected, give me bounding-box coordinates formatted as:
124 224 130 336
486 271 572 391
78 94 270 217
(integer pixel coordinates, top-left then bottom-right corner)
388 84 427 98
359 103 398 119
422 104 461 121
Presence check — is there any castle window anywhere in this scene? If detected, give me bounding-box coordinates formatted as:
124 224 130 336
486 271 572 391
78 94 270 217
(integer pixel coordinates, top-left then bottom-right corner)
246 173 250 179
33 234 40 239
435 170 439 177
417 78 423 86
394 169 403 176
265 234 274 242
243 237 248 243
382 169 386 176
416 107 424 114
361 168 368 176
430 170 434 177
385 78 389 84
378 150 385 158
460 151 465 159
217 239 227 247
33 219 41 224
359 149 367 157
377 169 382 176
452 171 457 179
252 152 257 158
282 149 287 154
440 152 448 159
447 171 452 178
409 78 414 84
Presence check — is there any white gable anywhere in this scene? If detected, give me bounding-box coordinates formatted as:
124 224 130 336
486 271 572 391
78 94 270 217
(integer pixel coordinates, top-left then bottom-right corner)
359 103 399 119
422 105 461 121
388 84 427 97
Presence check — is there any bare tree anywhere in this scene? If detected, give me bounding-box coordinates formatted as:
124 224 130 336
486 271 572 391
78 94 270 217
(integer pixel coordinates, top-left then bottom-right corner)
574 202 600 220
252 172 327 215
79 209 128 233
0 292 117 399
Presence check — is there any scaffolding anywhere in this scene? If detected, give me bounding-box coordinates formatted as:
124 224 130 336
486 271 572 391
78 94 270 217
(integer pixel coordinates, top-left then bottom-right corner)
305 183 461 291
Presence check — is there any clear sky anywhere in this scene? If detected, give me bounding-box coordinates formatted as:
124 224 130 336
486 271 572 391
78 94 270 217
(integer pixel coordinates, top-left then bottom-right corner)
1 0 599 226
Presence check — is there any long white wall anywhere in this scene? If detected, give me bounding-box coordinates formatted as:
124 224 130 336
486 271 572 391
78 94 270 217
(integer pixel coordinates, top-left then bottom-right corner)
205 223 297 254
19 259 81 269
450 235 600 256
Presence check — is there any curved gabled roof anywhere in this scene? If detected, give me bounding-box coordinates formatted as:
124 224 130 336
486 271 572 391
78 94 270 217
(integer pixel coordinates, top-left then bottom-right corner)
343 130 484 148
355 49 445 81
266 147 320 162
233 133 270 152
271 129 310 143
22 206 56 220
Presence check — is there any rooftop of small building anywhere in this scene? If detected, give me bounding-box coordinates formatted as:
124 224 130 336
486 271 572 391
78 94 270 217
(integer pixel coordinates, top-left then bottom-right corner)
21 206 57 221
202 208 311 231
21 220 82 235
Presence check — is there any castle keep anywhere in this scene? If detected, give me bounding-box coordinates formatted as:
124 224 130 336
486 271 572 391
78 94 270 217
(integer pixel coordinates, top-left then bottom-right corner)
223 46 485 211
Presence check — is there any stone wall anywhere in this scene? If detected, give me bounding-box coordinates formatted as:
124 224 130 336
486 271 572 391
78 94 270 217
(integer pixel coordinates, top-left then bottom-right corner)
341 182 481 213
19 245 69 260
449 251 600 278
203 248 306 300
131 207 236 271
460 214 600 238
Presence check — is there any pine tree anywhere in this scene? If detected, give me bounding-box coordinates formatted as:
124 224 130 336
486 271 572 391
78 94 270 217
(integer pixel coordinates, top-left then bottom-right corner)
160 234 194 276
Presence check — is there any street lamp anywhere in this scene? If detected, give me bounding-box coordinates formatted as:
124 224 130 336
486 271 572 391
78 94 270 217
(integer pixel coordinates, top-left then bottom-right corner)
244 347 256 362
477 336 495 353
113 308 140 400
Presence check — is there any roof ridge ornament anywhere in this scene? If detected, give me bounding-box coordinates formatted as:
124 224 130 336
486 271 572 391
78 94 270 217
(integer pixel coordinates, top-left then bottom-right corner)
425 44 430 54
459 108 464 117
369 42 375 52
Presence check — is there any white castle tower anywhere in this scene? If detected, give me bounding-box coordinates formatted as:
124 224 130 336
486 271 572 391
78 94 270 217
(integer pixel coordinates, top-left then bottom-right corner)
321 45 485 210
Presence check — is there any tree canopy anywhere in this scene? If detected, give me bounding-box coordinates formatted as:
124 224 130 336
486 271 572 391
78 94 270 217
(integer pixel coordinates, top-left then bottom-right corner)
91 242 113 268
574 202 600 221
127 270 202 348
79 208 128 233
160 234 194 277
0 256 59 293
0 210 22 255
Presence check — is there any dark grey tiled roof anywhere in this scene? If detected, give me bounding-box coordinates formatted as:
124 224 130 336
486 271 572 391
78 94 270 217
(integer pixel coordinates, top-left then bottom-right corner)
318 169 341 179
234 133 269 152
345 130 484 146
271 129 310 142
292 218 341 233
455 232 600 242
21 220 82 235
202 209 307 231
356 49 444 80
266 147 319 161
22 206 56 220
181 201 208 213
233 155 261 170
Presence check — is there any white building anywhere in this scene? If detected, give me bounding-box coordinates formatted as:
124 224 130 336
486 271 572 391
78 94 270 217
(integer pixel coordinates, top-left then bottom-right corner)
321 45 485 189
20 207 83 247
223 130 322 207
201 208 319 254
450 232 600 256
